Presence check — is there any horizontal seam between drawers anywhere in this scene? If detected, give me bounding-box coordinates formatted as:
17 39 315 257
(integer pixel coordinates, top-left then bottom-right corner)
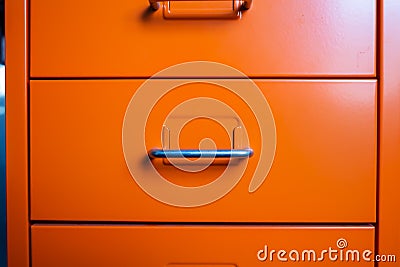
29 76 378 81
30 221 376 227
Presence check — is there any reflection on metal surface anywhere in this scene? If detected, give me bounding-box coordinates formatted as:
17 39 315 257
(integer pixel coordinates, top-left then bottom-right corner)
148 148 254 159
0 64 5 267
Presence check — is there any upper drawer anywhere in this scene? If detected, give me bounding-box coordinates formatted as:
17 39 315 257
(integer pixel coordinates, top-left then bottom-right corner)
30 0 376 78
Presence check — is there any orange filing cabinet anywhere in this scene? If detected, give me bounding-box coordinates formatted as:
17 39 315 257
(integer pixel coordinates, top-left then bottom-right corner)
5 0 400 266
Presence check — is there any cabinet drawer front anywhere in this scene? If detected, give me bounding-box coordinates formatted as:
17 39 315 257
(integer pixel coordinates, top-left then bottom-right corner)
31 225 375 266
30 0 375 77
30 80 376 222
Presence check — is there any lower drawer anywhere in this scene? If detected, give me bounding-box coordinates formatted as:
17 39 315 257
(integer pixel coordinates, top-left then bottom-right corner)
31 225 375 266
30 80 376 222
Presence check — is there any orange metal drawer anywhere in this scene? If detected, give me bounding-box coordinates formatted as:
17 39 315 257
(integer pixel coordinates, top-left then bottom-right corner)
31 225 375 266
30 0 376 77
30 80 376 222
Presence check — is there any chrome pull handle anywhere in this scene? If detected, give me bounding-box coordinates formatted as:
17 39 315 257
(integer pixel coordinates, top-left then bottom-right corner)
149 0 253 11
149 148 254 159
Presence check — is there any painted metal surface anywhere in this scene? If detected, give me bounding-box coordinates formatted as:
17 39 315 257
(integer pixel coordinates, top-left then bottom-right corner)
8 0 400 266
5 0 29 266
378 0 400 264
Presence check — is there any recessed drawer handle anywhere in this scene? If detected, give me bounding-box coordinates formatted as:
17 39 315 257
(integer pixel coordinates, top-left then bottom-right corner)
149 0 253 10
149 148 254 159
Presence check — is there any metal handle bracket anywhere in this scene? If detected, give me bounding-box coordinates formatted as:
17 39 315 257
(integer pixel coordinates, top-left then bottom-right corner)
150 0 253 10
149 0 252 19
